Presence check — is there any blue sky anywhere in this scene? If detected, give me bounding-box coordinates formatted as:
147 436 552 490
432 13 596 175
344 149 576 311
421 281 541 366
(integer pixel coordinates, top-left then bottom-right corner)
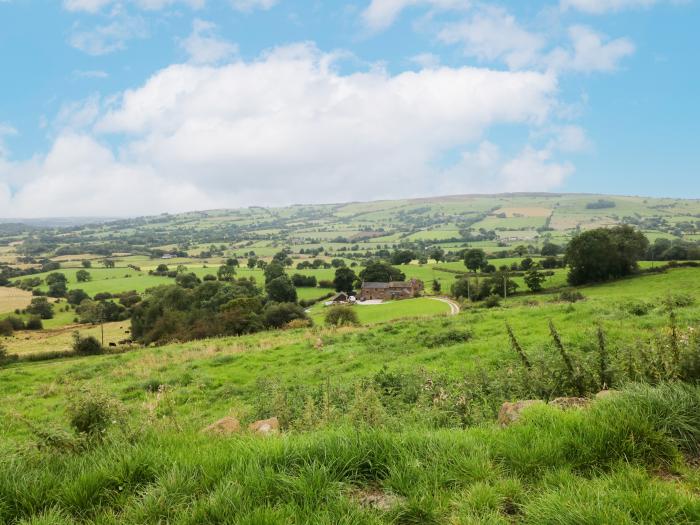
0 0 698 217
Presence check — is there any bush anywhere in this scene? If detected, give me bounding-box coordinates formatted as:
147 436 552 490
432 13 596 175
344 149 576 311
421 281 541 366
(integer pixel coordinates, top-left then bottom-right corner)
325 305 359 327
318 279 335 289
263 303 308 328
0 319 14 336
482 294 501 308
67 389 123 439
5 316 25 330
622 300 653 316
25 316 43 330
72 332 103 355
558 289 585 303
663 293 695 309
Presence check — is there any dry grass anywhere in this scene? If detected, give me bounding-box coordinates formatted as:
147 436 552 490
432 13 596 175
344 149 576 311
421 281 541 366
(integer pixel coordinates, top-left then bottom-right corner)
2 321 131 355
0 287 32 314
496 207 552 217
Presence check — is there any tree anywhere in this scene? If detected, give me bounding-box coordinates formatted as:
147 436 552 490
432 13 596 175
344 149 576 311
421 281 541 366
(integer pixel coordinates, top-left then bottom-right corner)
429 247 445 263
265 275 297 303
524 267 546 292
513 245 528 257
464 249 487 274
541 242 561 256
566 225 648 286
102 259 115 268
46 272 67 286
247 257 257 269
520 258 534 271
72 332 103 355
432 279 441 293
390 249 415 265
264 261 285 284
67 288 90 306
81 260 92 268
217 265 236 282
359 261 405 283
175 272 201 289
76 269 91 282
333 267 357 293
263 302 307 328
331 258 346 268
451 277 472 300
325 306 359 327
26 297 54 319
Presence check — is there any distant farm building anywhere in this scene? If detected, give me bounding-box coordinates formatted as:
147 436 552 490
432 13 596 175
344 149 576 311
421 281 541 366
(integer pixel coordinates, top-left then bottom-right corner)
324 292 356 306
359 279 424 301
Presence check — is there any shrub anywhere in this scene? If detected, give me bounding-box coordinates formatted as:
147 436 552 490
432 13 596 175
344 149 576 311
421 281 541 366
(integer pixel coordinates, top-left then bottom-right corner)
325 305 359 327
284 318 313 330
318 279 335 289
663 293 695 309
72 332 103 355
419 328 472 347
5 316 25 330
263 303 308 328
558 289 585 303
483 294 501 308
67 389 123 439
0 319 14 336
26 297 54 319
622 300 653 316
25 316 43 330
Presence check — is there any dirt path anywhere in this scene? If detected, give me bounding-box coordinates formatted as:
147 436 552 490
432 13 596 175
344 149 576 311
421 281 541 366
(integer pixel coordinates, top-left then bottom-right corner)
429 296 461 315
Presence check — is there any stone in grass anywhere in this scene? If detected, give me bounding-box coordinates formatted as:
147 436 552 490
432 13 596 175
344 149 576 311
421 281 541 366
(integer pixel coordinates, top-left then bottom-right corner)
202 417 241 436
548 397 590 409
248 417 280 435
497 400 545 426
353 488 405 512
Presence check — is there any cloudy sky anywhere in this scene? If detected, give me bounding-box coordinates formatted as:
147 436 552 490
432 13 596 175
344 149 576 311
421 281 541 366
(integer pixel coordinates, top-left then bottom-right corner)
0 0 697 217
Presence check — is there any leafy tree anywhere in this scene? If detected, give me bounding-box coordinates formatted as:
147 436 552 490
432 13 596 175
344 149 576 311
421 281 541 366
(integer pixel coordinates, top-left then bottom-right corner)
520 257 534 271
265 275 297 303
175 272 201 289
331 258 346 268
429 247 445 263
513 245 528 257
226 258 239 267
263 302 307 328
217 264 236 282
390 249 415 265
325 306 359 326
102 259 115 268
333 267 357 293
264 261 286 284
541 242 561 256
292 274 317 287
46 272 67 286
26 297 54 319
464 249 487 273
432 279 441 293
524 267 547 292
451 277 472 300
72 332 103 355
76 269 91 282
566 225 648 286
81 260 92 268
67 288 90 306
359 261 405 283
247 257 257 269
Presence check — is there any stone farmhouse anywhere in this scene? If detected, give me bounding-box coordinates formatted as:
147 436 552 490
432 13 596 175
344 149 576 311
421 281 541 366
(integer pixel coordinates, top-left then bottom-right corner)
359 279 424 301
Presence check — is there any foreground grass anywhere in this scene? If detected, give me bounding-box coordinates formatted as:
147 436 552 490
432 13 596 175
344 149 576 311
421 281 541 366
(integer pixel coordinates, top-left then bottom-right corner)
1 384 699 524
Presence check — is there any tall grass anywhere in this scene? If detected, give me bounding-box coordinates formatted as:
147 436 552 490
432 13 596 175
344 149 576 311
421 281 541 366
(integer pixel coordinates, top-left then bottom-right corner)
0 383 699 524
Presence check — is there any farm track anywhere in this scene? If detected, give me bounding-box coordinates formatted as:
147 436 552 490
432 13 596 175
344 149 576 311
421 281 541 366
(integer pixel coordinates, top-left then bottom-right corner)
429 296 460 315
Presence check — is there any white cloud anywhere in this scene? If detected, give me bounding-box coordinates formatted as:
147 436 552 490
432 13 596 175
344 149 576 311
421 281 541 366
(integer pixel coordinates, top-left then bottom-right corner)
438 6 546 70
436 141 574 195
63 0 205 13
438 7 634 73
362 0 471 31
1 44 567 216
410 52 441 68
0 124 17 157
230 0 278 12
69 15 148 55
547 25 635 72
181 19 238 64
73 69 110 79
560 0 664 14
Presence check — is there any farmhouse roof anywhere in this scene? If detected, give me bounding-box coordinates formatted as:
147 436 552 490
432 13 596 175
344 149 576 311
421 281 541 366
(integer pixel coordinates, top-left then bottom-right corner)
361 281 415 289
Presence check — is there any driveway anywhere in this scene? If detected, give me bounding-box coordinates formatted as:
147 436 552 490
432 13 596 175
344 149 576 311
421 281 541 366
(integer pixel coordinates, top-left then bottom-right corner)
429 296 461 315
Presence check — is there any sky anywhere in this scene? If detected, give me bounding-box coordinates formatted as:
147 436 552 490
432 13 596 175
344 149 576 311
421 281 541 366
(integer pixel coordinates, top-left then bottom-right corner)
0 0 698 217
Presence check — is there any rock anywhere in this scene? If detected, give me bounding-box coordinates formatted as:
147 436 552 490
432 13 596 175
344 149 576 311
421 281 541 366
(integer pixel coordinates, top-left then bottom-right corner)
549 397 590 409
248 417 280 435
202 416 241 436
595 389 619 400
353 489 405 511
498 400 544 426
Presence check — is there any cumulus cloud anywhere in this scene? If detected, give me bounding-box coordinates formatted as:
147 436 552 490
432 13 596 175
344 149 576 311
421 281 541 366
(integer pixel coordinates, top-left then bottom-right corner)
560 0 664 14
362 0 471 31
69 15 148 55
438 6 546 70
181 19 238 64
439 7 634 73
0 44 571 217
63 0 205 13
230 0 278 12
